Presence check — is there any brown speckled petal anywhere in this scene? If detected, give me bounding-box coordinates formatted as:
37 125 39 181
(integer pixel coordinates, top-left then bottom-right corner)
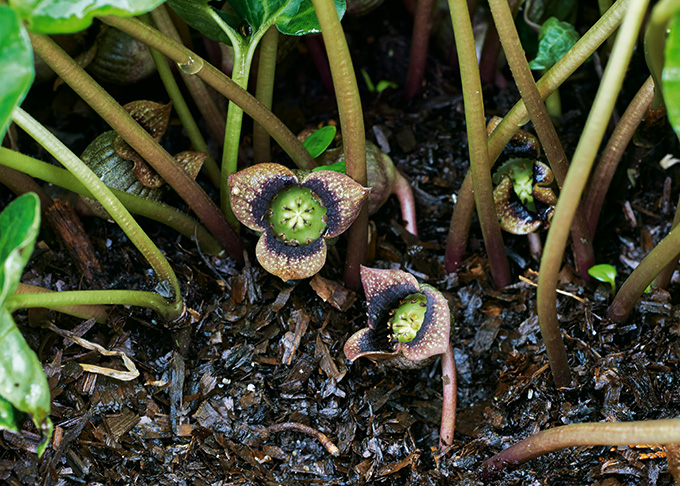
402 284 451 363
493 176 543 235
360 266 420 329
532 161 558 205
256 230 327 281
344 327 398 362
301 171 370 238
228 163 298 232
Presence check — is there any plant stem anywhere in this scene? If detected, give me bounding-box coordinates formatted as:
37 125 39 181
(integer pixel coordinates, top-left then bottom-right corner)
488 0 595 282
480 418 680 479
447 0 511 289
13 283 109 323
311 0 368 291
29 32 244 265
7 288 171 321
644 0 680 109
253 26 279 164
439 343 457 448
150 4 226 146
0 164 53 211
405 0 434 99
101 15 316 172
144 15 221 188
0 148 221 254
394 170 418 236
584 76 654 236
11 108 183 321
537 0 649 387
654 194 680 289
444 0 629 273
608 216 680 321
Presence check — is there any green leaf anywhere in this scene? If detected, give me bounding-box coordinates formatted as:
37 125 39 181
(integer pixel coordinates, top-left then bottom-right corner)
525 0 578 26
663 12 680 144
9 0 165 34
303 125 336 158
227 0 345 36
529 17 579 71
0 307 52 451
588 263 617 295
0 396 19 433
0 193 41 309
166 0 239 45
0 6 34 142
312 160 346 173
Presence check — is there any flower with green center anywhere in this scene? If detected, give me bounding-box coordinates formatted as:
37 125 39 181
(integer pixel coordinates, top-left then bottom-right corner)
228 163 370 281
344 266 451 369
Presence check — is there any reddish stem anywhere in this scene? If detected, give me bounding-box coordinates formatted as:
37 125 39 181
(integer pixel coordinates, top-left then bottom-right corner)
405 0 435 99
439 343 457 448
393 170 418 236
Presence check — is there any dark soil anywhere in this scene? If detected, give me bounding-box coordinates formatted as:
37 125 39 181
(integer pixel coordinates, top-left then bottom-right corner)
3 3 680 485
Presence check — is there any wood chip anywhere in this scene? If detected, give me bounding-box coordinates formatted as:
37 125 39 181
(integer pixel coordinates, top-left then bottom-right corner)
309 274 356 311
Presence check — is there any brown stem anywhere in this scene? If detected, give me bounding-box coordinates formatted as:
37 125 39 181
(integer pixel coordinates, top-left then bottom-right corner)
393 170 418 236
311 0 368 290
439 343 457 448
405 0 435 99
654 194 680 289
584 76 655 235
268 422 340 456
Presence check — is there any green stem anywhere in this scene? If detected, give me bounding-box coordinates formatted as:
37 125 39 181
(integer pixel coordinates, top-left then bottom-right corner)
101 15 316 172
311 0 368 291
144 15 221 188
480 418 680 479
653 193 680 289
644 0 680 109
537 0 649 387
11 108 183 321
28 32 243 264
253 26 279 164
6 289 173 321
14 283 109 323
448 0 511 288
488 0 594 281
0 148 221 254
444 0 629 273
584 76 654 236
608 215 680 321
150 4 226 146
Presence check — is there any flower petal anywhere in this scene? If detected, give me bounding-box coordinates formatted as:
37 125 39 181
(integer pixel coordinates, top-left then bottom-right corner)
228 163 298 232
401 284 451 363
301 171 370 238
360 266 419 329
493 176 543 235
344 327 398 362
256 230 327 281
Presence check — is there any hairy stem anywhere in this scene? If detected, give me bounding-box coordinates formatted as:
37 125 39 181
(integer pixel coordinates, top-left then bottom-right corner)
145 14 221 188
29 32 243 264
0 148 221 254
489 0 595 282
444 0 629 273
480 418 680 479
101 15 316 171
537 0 649 387
448 0 511 288
11 108 183 321
253 26 279 164
150 4 226 145
584 76 654 235
405 0 434 99
439 343 457 448
311 0 368 290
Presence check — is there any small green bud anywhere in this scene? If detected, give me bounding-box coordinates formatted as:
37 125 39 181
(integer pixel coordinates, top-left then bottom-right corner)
267 185 328 246
389 293 427 343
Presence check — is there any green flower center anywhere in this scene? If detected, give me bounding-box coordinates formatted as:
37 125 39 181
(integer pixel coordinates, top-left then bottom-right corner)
267 185 328 246
389 293 427 343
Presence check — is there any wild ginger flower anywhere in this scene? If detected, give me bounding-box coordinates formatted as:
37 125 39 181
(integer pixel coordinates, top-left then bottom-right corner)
228 163 369 281
344 266 451 369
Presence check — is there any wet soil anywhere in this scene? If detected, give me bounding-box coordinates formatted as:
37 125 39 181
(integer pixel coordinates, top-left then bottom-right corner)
3 3 680 485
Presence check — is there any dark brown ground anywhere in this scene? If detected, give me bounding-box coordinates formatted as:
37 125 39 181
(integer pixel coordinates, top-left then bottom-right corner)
2 3 680 485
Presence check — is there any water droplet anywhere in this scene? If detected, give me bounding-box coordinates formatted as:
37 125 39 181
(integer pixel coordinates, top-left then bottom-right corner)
178 56 204 75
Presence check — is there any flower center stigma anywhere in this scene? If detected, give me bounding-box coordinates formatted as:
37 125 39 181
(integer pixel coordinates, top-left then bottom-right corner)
268 185 328 246
388 293 427 343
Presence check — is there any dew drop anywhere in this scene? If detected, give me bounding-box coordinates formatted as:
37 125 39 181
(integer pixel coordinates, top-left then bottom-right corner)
178 56 204 75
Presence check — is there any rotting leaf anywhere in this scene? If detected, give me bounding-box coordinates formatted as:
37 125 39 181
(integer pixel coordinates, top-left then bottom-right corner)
309 274 356 311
